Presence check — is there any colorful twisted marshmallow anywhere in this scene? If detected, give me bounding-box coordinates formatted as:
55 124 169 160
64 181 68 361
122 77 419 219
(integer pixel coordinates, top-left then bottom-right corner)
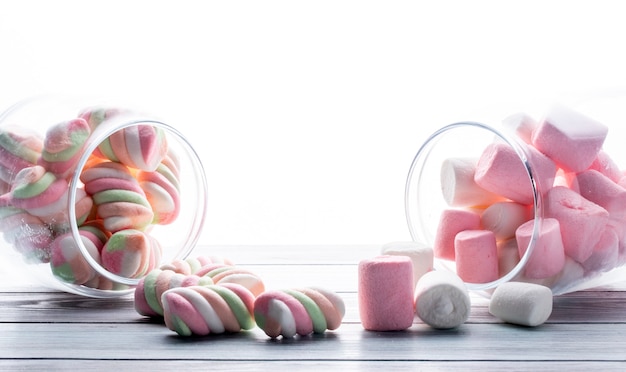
134 268 214 317
80 161 154 232
162 283 256 336
9 166 67 220
0 193 53 263
50 227 105 285
82 108 168 172
159 255 234 276
38 118 91 179
8 165 93 232
100 229 162 279
0 126 42 184
254 287 345 338
195 263 265 297
137 152 181 225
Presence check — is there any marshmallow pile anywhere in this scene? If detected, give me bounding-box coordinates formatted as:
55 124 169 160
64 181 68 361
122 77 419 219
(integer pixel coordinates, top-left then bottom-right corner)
434 104 626 293
0 107 181 290
134 255 346 338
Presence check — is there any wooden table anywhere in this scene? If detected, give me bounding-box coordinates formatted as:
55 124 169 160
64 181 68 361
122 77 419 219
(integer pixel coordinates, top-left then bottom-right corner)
1 245 626 370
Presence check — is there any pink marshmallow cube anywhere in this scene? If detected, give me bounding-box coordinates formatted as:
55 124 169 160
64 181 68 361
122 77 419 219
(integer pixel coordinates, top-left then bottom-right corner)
474 142 556 205
516 218 565 279
545 186 610 263
433 209 481 261
532 104 608 173
455 230 499 284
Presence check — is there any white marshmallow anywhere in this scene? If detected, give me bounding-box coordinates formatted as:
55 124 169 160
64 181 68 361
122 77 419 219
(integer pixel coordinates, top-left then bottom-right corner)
414 270 470 329
440 157 502 207
381 241 433 288
489 282 553 327
481 201 532 241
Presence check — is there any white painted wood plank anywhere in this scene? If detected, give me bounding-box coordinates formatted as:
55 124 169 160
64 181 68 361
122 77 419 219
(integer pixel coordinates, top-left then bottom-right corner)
1 322 625 362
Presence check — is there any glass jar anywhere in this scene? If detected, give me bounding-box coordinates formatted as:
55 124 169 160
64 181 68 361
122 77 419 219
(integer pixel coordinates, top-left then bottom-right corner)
0 95 207 298
405 95 626 295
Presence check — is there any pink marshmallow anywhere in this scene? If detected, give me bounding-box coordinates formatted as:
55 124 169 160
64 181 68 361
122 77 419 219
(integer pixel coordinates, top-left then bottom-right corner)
544 186 609 263
516 218 565 279
582 228 619 273
474 142 556 205
481 201 532 241
454 230 498 284
572 170 626 237
358 255 414 331
532 104 608 173
589 150 623 184
440 157 502 207
432 209 481 261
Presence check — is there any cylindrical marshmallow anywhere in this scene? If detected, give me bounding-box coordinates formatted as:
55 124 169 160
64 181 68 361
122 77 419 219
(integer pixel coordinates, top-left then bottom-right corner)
414 270 470 329
454 230 499 284
481 201 532 241
381 241 433 288
489 282 553 327
516 218 565 279
433 209 481 261
440 157 502 208
358 255 414 331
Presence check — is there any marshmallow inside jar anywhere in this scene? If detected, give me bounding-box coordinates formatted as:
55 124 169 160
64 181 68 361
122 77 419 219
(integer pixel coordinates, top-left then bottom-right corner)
0 95 208 298
405 97 626 296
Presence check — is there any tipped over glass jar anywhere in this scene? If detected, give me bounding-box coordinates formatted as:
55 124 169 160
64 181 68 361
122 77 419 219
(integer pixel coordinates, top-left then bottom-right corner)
406 95 626 295
0 96 207 298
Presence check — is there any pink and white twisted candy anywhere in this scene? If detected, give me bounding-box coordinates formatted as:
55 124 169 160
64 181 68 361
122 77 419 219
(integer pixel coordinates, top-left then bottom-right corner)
162 283 256 336
195 263 265 297
80 161 154 232
254 287 345 338
134 268 214 317
137 152 180 225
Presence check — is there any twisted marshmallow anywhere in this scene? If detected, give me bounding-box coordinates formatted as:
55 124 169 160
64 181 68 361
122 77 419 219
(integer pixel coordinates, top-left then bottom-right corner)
0 126 42 184
195 263 265 297
100 229 162 279
162 283 256 336
38 118 91 179
80 161 154 232
134 268 214 317
137 151 180 225
254 287 345 338
159 255 234 276
81 107 167 172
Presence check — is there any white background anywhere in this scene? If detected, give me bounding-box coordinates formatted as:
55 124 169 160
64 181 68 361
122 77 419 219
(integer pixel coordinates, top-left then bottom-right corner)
2 0 626 246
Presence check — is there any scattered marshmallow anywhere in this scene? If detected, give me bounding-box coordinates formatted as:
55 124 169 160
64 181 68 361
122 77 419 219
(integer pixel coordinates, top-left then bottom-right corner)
358 255 415 331
489 282 553 327
414 270 470 329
